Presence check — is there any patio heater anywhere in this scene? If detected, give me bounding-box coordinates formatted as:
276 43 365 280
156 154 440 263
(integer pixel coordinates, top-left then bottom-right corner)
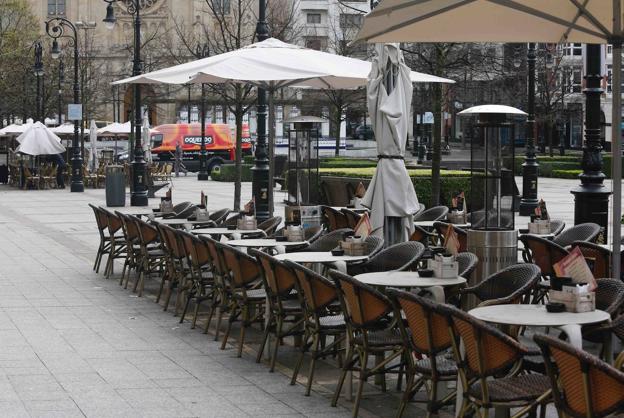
460 105 526 306
283 116 322 229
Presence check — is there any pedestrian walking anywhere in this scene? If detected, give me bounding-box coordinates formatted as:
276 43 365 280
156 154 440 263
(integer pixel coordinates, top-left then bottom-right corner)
51 153 66 188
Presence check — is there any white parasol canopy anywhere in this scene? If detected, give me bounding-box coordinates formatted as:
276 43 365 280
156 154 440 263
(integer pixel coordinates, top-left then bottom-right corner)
112 38 455 88
15 121 66 156
89 120 99 172
98 121 132 135
0 119 34 136
362 44 419 243
356 0 624 279
51 123 89 135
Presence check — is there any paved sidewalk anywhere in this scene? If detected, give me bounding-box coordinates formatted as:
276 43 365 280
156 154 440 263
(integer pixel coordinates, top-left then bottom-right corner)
0 179 349 418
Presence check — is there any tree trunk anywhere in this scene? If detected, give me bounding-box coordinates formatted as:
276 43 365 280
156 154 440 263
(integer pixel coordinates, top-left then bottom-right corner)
430 82 442 207
332 102 342 157
233 88 243 211
547 118 554 157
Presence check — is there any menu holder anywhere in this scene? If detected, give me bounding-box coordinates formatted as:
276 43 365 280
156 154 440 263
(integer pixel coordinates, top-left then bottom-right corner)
549 289 596 313
354 212 372 238
159 199 173 213
448 211 467 225
528 219 550 234
427 254 458 279
553 246 597 291
443 224 461 256
237 216 257 231
193 208 210 222
340 238 367 256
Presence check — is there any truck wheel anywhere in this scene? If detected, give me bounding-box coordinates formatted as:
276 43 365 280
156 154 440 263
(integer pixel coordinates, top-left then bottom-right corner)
207 159 223 175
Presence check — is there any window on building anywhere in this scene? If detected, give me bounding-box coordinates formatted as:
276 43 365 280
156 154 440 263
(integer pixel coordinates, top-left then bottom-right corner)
606 64 624 93
572 69 582 93
563 43 583 56
305 37 325 51
214 0 230 15
306 13 321 24
48 0 65 15
339 13 363 29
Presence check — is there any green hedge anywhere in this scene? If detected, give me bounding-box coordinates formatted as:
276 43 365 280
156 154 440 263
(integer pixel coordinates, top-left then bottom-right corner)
319 168 471 207
514 154 623 179
211 164 253 182
551 169 582 179
319 157 378 169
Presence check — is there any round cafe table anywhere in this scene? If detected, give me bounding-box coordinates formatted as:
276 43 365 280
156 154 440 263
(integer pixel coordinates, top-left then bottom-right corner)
191 227 264 236
154 218 214 226
226 238 308 254
274 251 367 273
354 271 466 302
414 220 470 229
469 304 611 355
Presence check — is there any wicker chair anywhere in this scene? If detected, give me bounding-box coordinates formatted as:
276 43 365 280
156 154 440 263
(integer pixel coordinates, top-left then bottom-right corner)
131 217 164 297
364 235 385 257
115 211 141 287
161 201 197 219
285 261 345 396
209 208 230 224
553 222 601 248
89 204 118 274
198 235 228 338
322 205 350 231
413 206 449 222
535 333 624 418
409 225 436 246
571 241 612 279
388 289 458 418
341 208 363 229
222 212 242 227
329 270 405 417
519 234 569 278
100 208 128 280
155 224 190 313
456 252 479 280
459 263 541 307
582 279 624 348
242 216 283 239
438 304 552 418
217 242 266 357
468 210 514 229
347 241 425 275
272 225 323 252
549 219 566 236
433 221 468 251
250 249 304 372
414 202 426 216
304 228 353 252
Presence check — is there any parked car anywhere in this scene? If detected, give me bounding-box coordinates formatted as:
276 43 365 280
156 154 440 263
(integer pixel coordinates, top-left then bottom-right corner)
354 124 375 140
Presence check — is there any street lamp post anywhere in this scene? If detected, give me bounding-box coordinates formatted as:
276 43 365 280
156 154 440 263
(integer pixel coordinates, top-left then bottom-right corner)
196 43 210 181
571 44 611 235
58 59 64 125
519 43 539 216
46 18 84 193
251 0 270 221
103 0 148 206
33 41 44 122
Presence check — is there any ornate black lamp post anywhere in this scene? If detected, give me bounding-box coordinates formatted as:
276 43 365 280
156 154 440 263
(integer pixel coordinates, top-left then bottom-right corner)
196 43 210 181
571 44 610 235
33 41 44 121
519 43 539 215
57 59 64 125
103 0 148 206
251 0 270 221
46 18 84 193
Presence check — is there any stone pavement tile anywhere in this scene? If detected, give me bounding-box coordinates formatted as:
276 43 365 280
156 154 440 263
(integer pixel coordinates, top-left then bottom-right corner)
0 358 50 376
272 392 348 415
183 401 248 418
39 353 95 375
154 377 207 389
24 399 85 418
165 386 223 405
0 375 22 401
70 387 136 418
0 400 30 418
236 401 300 416
8 374 68 401
115 387 190 413
0 330 29 347
132 360 195 380
55 373 109 394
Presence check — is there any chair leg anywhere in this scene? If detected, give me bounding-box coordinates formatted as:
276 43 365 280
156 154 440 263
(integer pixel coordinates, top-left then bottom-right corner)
237 306 248 358
353 352 368 418
269 317 283 372
191 301 201 329
291 331 309 386
213 306 224 340
179 288 195 324
305 334 320 396
256 313 273 364
156 270 168 303
332 345 354 407
395 372 414 418
426 376 438 418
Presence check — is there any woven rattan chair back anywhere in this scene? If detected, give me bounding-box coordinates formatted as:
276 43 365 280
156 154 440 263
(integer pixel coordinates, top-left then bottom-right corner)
365 241 425 272
414 206 449 222
519 234 569 276
364 235 385 257
116 212 139 243
535 333 624 418
550 219 566 235
306 228 353 252
437 303 526 378
134 217 159 246
329 269 392 330
594 278 624 316
222 212 242 227
161 225 186 259
258 216 282 236
209 208 230 224
250 249 297 310
286 260 338 314
199 235 226 277
101 208 123 237
433 222 468 252
471 263 541 304
456 252 478 280
304 225 323 242
322 206 349 231
218 242 260 288
409 225 431 244
89 204 108 235
572 241 611 279
341 208 362 229
388 289 451 355
553 222 601 247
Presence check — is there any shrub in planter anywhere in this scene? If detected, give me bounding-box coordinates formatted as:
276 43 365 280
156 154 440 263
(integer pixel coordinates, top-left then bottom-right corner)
211 164 253 182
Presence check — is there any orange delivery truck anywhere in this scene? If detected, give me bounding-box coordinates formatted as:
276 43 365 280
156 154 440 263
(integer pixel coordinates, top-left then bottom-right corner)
150 123 252 173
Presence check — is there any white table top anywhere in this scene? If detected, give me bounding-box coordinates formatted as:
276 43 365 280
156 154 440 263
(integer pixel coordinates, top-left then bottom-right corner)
414 220 470 228
331 206 369 213
226 239 308 248
469 304 610 327
155 218 213 225
192 227 263 235
274 251 368 264
354 271 466 288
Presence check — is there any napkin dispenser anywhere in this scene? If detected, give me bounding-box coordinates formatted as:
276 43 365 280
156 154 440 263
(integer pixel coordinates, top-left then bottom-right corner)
237 215 257 231
448 210 467 225
285 224 304 242
427 253 458 279
528 218 550 235
549 284 595 313
194 207 210 222
159 199 173 213
340 236 367 256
